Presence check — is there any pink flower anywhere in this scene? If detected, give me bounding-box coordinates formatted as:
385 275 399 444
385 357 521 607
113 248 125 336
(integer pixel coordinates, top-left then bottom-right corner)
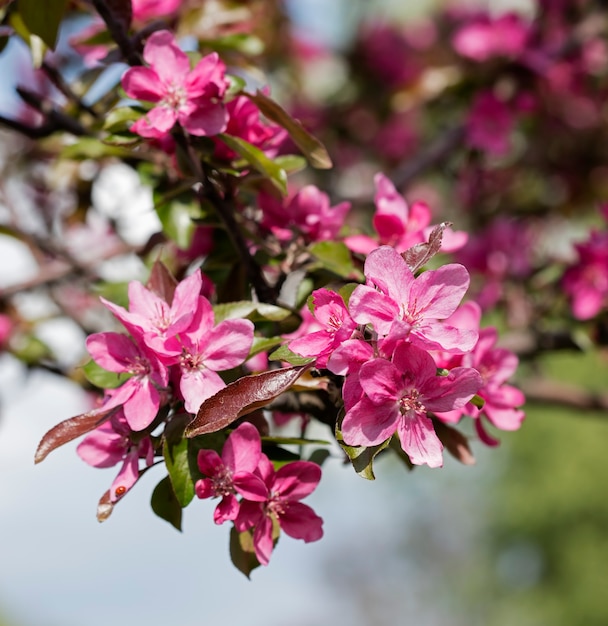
349 245 478 353
77 410 154 502
562 228 608 320
0 314 12 348
344 173 467 255
453 13 529 62
258 185 351 243
235 455 323 565
342 343 481 467
122 30 228 139
289 289 358 368
100 271 203 357
215 95 286 160
195 423 268 524
433 304 525 445
132 0 182 22
168 296 254 414
466 91 514 156
455 217 534 309
85 332 168 431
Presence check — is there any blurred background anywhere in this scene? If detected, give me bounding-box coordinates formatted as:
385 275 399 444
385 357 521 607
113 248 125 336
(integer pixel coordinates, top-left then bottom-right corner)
2 0 608 625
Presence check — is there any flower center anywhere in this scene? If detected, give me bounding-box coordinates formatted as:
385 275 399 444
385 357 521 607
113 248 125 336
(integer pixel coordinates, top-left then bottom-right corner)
162 83 187 110
266 492 288 517
211 466 234 497
399 388 425 415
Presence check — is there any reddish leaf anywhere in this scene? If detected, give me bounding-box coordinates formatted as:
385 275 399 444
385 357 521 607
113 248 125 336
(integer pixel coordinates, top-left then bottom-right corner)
434 421 476 466
146 259 177 304
185 366 310 438
402 222 451 273
97 489 114 522
34 407 118 464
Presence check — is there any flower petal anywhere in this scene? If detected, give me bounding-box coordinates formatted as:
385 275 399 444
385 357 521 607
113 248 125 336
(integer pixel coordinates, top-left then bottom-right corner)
397 412 443 468
279 502 323 542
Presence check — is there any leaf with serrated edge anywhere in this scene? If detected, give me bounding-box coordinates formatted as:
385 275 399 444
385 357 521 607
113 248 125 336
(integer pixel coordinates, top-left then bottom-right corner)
185 366 310 437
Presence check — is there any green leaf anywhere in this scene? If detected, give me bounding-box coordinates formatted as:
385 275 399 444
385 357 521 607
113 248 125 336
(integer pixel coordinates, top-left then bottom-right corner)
309 448 331 466
151 476 182 531
17 0 68 49
273 155 307 174
225 74 247 101
163 416 196 508
10 333 51 364
308 241 362 280
246 90 332 169
155 198 201 249
229 527 262 578
92 281 129 309
61 138 135 160
204 33 264 56
103 107 142 134
213 300 293 323
248 336 284 359
82 360 132 389
470 394 485 409
336 422 390 480
268 344 316 366
217 134 287 195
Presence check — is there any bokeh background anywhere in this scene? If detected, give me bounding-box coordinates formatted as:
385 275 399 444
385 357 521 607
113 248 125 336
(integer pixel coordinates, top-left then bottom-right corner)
1 1 607 625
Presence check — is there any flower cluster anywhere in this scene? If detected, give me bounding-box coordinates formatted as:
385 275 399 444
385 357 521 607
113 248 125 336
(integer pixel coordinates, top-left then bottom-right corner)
288 245 524 468
195 423 323 565
79 270 254 498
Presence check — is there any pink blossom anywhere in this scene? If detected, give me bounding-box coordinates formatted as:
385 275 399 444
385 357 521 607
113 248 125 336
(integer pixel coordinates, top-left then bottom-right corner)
344 173 467 255
341 343 481 468
215 95 286 160
235 455 323 565
132 0 182 22
466 91 514 156
258 186 351 243
122 30 228 139
85 332 168 431
100 271 203 357
562 228 608 319
349 245 478 353
453 13 529 62
0 314 12 348
455 218 535 309
195 423 268 524
77 410 154 502
168 296 254 414
289 289 358 368
434 305 525 445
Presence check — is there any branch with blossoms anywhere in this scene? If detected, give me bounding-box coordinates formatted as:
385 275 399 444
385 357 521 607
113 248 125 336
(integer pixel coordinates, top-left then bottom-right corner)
0 0 605 578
